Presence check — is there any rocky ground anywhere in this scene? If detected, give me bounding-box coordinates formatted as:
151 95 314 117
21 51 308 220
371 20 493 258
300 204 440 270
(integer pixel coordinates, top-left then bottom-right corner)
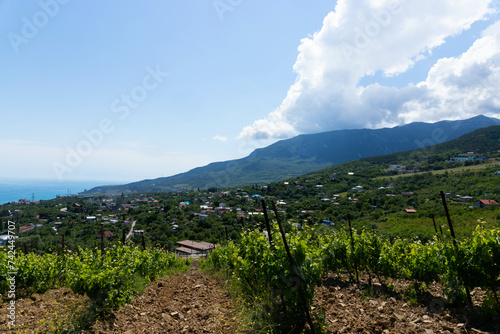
313 272 500 334
92 260 241 333
1 265 499 333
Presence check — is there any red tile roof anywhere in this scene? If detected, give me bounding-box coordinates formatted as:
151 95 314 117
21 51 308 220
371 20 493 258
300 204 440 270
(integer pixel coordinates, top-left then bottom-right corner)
19 225 35 232
479 199 499 206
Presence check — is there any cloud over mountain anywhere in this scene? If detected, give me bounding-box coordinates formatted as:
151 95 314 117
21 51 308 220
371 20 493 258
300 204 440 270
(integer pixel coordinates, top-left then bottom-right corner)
239 0 498 140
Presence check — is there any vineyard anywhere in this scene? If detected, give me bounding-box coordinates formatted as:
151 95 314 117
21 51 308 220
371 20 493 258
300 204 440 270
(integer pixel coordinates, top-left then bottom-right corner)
0 243 189 330
1 210 500 332
202 203 500 333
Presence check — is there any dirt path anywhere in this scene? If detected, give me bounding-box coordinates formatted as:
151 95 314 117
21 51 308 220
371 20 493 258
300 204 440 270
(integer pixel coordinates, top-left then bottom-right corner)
3 265 498 333
92 259 242 333
125 219 136 241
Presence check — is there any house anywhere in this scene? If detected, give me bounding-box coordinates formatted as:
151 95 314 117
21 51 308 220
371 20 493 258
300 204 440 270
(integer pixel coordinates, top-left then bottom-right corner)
401 192 414 196
175 240 216 257
494 171 500 176
460 196 473 203
352 185 363 192
134 230 145 235
97 231 115 239
474 199 500 208
175 246 199 256
451 157 469 162
404 209 417 214
388 165 406 171
0 235 10 246
86 216 97 221
19 225 35 233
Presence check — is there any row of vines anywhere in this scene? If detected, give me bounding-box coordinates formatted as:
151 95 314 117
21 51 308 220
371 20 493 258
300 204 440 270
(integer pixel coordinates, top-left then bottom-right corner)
0 244 189 312
202 224 500 332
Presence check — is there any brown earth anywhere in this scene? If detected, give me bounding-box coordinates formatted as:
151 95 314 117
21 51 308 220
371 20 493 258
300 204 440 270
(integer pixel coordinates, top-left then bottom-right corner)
1 265 499 333
91 259 242 333
0 287 91 333
313 271 500 334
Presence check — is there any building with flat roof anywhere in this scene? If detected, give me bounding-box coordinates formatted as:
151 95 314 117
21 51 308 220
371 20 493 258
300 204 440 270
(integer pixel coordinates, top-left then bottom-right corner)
175 240 216 256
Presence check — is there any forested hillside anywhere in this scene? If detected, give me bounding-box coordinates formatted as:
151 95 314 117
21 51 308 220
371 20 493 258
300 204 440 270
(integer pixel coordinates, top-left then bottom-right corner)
84 115 500 193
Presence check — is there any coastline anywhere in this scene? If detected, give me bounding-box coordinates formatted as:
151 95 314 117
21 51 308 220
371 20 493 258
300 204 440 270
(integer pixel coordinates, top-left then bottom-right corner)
0 179 121 205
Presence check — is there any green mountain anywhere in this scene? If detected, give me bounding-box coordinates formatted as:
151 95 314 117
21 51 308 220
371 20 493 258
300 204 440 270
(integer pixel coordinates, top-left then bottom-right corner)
298 124 500 180
84 115 500 194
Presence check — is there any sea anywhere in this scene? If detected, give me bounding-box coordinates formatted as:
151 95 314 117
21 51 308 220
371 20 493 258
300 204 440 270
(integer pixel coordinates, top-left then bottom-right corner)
0 179 119 205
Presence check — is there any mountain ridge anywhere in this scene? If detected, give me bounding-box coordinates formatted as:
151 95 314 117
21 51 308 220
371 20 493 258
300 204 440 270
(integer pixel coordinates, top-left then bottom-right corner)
84 115 500 194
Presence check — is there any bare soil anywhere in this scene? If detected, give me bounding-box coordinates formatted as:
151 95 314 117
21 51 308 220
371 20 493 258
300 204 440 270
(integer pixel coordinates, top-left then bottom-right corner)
313 271 500 334
91 259 242 333
2 265 499 333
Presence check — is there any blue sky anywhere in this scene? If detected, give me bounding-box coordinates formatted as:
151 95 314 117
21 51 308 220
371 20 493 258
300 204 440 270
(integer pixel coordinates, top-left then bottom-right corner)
1 0 499 183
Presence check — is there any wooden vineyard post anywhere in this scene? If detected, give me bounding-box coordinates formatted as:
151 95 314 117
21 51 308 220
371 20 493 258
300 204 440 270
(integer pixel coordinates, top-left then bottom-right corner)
24 242 28 255
100 223 104 265
431 214 441 241
271 200 316 334
262 199 287 312
261 199 273 246
122 229 126 244
347 214 359 283
262 199 286 312
225 226 229 243
440 192 458 245
61 234 65 254
142 234 146 250
440 191 472 305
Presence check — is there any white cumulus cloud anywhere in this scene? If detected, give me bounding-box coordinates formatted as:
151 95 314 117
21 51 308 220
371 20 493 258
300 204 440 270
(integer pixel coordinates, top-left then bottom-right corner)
213 135 228 142
238 0 498 140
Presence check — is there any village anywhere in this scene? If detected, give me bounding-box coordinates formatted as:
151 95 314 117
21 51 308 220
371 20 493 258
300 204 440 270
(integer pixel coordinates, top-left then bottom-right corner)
1 155 499 253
